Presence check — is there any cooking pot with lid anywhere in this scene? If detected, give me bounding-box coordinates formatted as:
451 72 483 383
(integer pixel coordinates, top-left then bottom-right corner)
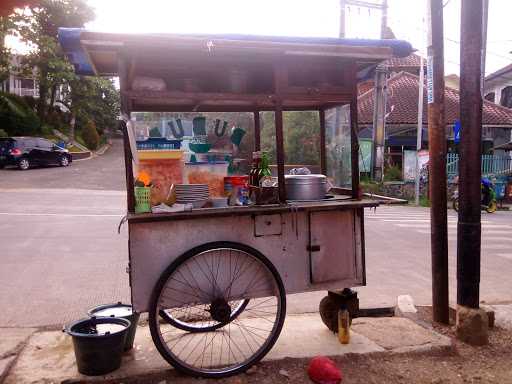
285 174 328 201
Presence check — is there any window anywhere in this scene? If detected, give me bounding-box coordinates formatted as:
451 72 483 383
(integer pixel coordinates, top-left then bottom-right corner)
37 139 53 149
501 86 512 108
484 92 495 103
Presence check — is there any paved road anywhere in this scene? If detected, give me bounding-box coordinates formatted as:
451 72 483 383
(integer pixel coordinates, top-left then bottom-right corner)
1 145 511 327
0 139 125 191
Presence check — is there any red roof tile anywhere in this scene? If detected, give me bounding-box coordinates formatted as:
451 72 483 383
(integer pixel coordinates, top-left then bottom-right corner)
358 71 512 127
384 53 424 69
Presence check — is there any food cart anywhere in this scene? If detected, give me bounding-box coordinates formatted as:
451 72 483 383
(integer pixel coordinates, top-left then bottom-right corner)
60 29 412 378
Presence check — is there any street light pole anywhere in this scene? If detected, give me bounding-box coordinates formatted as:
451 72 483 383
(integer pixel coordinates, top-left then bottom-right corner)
415 55 424 206
427 0 449 324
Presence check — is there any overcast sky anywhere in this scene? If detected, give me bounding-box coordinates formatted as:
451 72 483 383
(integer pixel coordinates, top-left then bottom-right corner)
7 0 512 76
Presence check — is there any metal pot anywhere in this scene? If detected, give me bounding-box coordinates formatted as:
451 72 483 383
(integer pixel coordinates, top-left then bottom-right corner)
285 174 328 201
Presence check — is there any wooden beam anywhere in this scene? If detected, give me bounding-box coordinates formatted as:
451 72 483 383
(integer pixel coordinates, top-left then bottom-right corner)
254 111 261 151
118 54 136 212
349 65 360 199
319 108 327 175
130 104 329 113
124 89 351 103
121 120 135 213
275 102 286 203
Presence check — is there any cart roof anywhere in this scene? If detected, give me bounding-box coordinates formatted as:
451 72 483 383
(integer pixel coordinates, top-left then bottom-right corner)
59 28 413 112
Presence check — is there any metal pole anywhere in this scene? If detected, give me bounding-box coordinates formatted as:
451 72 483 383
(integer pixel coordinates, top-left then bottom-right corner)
415 55 425 206
480 0 489 96
254 111 261 151
275 102 286 203
380 0 388 39
339 0 346 38
371 66 387 182
427 0 449 324
319 109 327 175
458 0 483 309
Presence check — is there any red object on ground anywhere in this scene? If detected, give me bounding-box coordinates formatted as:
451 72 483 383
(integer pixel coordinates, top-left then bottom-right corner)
307 356 342 384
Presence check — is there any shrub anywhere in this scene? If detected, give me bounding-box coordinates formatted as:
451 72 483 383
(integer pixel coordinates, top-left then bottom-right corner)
0 92 40 136
0 129 7 138
81 119 100 150
384 165 403 182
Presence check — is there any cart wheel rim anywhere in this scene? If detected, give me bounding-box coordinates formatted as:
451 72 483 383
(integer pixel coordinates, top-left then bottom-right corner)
60 156 69 166
149 242 286 378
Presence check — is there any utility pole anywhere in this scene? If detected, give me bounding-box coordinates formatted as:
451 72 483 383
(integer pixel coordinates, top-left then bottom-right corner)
480 0 489 95
339 0 346 38
427 0 449 324
371 66 387 182
339 0 388 181
415 55 425 206
457 0 488 345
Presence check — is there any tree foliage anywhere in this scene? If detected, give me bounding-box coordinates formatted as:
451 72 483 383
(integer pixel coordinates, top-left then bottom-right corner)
0 91 40 135
261 111 320 165
14 0 94 122
81 118 99 150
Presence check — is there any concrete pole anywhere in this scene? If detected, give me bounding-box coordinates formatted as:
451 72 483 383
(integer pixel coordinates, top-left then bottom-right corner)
427 0 449 324
415 55 425 206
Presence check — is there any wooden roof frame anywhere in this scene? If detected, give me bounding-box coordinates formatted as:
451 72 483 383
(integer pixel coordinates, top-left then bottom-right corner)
59 29 413 211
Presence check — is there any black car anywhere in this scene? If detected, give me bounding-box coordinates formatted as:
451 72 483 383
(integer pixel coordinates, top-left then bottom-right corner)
0 137 72 170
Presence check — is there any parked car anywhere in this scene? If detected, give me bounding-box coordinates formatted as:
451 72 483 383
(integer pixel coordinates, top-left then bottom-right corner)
0 137 72 170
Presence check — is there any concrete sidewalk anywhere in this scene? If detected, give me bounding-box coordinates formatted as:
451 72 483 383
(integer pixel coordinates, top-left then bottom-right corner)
2 314 452 384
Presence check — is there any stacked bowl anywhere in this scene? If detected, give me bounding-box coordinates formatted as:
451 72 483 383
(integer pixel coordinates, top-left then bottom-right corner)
175 184 209 208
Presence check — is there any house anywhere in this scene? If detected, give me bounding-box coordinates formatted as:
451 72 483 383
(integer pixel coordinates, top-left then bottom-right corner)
484 64 512 108
357 71 512 169
0 55 39 97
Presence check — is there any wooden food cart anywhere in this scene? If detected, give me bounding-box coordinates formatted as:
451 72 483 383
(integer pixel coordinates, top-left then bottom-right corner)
60 29 412 378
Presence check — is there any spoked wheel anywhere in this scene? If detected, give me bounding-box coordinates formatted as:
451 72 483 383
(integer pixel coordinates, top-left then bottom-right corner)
149 242 286 378
159 298 250 332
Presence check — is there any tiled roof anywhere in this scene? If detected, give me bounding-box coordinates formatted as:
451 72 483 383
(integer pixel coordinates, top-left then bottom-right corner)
384 53 424 69
358 71 512 127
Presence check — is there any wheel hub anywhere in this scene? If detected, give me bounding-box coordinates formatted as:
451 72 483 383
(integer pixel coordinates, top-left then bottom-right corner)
209 298 231 323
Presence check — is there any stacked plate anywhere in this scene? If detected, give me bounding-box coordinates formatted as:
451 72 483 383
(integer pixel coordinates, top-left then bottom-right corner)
175 184 209 208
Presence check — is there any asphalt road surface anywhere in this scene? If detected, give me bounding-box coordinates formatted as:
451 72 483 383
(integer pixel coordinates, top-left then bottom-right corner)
0 139 125 191
1 142 511 327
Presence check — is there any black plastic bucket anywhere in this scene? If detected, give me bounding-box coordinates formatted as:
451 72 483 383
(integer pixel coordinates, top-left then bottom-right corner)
64 316 130 376
87 302 140 351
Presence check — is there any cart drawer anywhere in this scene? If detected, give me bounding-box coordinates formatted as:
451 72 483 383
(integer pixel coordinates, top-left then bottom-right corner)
309 210 356 284
254 214 283 237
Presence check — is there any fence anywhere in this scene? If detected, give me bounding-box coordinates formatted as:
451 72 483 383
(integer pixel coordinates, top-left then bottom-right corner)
446 153 512 177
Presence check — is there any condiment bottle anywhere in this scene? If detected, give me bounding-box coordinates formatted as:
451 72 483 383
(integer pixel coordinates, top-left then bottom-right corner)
338 305 350 344
249 151 261 186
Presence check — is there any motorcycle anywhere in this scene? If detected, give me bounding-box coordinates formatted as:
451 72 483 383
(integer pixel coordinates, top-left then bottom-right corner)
452 177 497 213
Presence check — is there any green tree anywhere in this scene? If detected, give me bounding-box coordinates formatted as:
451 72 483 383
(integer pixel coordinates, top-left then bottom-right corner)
81 118 99 150
14 0 94 123
57 76 119 138
0 91 40 135
261 111 320 166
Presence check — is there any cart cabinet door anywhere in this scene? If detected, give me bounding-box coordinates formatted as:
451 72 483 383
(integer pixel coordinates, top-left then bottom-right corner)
309 210 357 284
